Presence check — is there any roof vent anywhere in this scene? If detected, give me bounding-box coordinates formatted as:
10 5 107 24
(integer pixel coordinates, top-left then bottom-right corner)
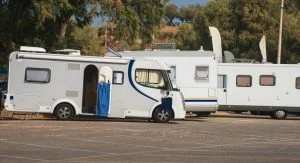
20 46 46 53
55 49 81 56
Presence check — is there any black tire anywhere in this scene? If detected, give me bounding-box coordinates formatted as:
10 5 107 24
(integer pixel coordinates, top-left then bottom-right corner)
153 107 172 123
250 111 259 115
233 111 243 114
196 112 211 117
271 110 287 119
54 103 75 120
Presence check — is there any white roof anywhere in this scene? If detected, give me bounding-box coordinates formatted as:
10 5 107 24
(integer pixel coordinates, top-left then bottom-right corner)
16 52 129 64
106 50 215 58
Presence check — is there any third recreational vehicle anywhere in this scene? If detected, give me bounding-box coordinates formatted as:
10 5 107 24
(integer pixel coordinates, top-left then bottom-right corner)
108 50 218 116
4 47 185 122
218 63 300 119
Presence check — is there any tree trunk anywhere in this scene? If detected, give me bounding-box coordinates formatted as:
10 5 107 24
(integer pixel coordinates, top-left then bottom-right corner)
52 17 71 50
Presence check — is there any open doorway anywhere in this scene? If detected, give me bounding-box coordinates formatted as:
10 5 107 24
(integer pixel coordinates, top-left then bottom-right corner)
82 65 98 113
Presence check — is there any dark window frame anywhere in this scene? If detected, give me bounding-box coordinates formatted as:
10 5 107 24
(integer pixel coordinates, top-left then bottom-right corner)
259 75 276 86
296 77 300 89
25 67 51 83
236 75 252 87
112 71 124 85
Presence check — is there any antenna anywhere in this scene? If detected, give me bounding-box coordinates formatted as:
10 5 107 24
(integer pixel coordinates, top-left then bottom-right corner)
106 47 122 58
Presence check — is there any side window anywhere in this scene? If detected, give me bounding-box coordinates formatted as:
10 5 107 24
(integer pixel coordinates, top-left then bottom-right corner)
195 66 209 80
260 75 275 86
113 71 124 85
170 66 176 79
25 68 51 83
295 77 300 89
236 75 252 87
135 69 165 89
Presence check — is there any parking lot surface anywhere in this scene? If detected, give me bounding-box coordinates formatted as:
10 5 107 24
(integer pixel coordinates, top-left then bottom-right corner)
1 113 300 163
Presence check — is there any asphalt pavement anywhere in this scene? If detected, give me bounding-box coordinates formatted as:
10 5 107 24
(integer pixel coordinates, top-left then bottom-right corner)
1 112 300 163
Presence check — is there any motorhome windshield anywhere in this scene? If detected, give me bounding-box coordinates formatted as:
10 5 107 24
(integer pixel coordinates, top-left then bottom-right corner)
166 71 179 91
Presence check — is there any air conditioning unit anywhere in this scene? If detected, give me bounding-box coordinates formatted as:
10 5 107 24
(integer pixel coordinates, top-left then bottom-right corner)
20 46 46 53
55 49 81 56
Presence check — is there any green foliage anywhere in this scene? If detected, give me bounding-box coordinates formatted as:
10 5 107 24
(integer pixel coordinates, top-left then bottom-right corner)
68 26 104 56
179 4 201 24
165 4 179 26
0 0 299 65
100 0 166 45
193 0 300 63
175 24 197 50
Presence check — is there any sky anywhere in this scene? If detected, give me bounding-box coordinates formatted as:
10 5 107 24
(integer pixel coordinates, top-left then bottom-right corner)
171 0 208 6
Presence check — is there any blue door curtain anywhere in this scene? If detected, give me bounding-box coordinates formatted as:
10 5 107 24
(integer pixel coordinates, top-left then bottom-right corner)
96 83 111 117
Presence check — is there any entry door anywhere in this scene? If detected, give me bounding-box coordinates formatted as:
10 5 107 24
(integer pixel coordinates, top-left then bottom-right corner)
217 75 227 105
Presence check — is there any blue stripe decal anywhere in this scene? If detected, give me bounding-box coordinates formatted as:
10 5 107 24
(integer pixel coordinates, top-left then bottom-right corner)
185 100 217 102
128 60 158 102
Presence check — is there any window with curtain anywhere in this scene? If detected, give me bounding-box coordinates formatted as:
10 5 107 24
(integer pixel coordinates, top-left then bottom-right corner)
236 75 252 87
135 69 165 89
259 75 276 86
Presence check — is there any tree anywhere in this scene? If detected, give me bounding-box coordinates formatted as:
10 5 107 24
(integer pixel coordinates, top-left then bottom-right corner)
193 0 300 63
99 0 167 46
0 0 41 65
179 4 201 24
165 4 179 26
68 26 104 56
175 24 197 50
34 0 99 49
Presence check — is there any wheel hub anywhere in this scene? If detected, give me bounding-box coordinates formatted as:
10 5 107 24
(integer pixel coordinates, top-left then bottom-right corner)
58 107 71 118
158 110 169 121
276 110 285 118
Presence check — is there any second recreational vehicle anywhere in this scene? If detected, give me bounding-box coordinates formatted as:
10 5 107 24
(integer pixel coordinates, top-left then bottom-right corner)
4 47 186 122
108 50 218 116
218 63 300 119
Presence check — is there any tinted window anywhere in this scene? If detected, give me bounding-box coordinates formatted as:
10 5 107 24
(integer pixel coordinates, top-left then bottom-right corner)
260 75 276 86
296 77 300 89
25 68 51 83
236 75 252 87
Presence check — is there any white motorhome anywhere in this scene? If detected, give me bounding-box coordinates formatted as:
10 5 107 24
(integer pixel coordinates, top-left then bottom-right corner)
4 47 185 122
218 63 300 119
108 50 218 116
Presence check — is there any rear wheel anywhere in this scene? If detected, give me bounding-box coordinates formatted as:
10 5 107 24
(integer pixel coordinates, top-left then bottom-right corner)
54 103 75 120
250 111 259 115
153 107 172 123
271 110 287 119
233 111 243 114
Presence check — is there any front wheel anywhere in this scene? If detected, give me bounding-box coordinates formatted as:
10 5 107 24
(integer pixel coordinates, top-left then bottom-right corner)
153 108 172 123
271 110 287 119
54 103 75 120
